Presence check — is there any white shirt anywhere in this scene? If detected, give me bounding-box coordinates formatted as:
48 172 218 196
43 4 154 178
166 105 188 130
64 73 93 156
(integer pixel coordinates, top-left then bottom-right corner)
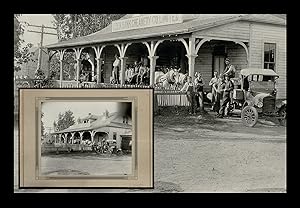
113 58 120 67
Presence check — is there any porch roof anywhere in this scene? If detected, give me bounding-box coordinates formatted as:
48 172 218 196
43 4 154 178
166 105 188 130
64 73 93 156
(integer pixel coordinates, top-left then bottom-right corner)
51 112 132 134
46 14 286 50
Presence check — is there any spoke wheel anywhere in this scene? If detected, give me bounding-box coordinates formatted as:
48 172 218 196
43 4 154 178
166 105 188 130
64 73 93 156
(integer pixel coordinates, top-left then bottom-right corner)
241 106 258 127
279 106 286 126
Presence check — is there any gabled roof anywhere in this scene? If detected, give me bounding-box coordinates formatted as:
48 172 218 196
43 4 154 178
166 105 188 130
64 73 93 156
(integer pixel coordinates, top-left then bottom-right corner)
81 114 99 120
46 14 286 50
52 112 131 134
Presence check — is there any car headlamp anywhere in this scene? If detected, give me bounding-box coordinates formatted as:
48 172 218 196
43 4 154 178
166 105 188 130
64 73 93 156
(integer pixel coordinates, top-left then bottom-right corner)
257 101 263 108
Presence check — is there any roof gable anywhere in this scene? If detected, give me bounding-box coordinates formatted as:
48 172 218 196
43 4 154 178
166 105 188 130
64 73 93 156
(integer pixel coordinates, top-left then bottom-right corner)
46 14 285 49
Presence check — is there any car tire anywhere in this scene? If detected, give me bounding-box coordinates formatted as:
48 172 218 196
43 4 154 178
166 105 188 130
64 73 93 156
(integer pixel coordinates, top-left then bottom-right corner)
241 106 258 127
278 105 286 126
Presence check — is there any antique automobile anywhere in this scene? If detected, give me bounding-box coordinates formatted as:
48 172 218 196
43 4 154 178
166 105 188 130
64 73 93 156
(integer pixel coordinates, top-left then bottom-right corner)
230 68 286 127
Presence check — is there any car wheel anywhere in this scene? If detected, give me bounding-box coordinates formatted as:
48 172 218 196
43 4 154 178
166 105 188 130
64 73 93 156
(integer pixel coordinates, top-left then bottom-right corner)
278 106 286 126
241 106 258 127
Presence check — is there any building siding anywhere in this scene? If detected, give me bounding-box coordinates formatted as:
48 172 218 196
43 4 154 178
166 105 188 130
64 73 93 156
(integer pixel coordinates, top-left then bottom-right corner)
195 44 213 91
193 21 250 41
249 23 286 99
195 42 248 92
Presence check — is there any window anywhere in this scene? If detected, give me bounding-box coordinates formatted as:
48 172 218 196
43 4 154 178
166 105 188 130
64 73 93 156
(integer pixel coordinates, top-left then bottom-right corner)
264 43 276 70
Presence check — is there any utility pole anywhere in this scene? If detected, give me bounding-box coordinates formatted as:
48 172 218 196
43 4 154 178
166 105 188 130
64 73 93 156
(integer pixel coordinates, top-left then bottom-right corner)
27 24 57 74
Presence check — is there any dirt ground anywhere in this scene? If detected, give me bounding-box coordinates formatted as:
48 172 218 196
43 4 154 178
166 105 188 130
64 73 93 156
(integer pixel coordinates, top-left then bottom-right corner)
40 153 132 176
14 107 286 193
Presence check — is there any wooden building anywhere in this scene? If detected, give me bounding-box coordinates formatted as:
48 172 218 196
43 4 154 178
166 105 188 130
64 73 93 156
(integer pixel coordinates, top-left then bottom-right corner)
51 110 132 151
45 14 286 99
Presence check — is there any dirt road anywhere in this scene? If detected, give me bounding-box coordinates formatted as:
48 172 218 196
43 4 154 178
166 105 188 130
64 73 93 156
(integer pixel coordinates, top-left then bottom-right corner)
150 111 286 193
14 110 286 193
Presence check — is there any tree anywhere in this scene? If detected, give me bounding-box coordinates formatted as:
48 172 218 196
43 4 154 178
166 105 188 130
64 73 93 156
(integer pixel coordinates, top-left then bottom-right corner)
52 14 126 41
41 112 45 136
49 14 126 80
53 110 75 131
14 14 35 71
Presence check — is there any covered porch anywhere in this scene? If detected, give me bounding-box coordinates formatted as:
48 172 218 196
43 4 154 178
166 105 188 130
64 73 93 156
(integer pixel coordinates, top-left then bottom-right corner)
45 36 249 89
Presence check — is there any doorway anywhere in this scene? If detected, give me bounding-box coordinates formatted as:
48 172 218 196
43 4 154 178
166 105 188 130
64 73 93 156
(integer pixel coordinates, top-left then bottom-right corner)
213 55 225 76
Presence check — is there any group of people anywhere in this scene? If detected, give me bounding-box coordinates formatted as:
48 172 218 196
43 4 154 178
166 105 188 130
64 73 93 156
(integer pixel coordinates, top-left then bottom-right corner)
112 54 150 85
180 57 236 117
209 58 235 118
124 61 150 85
180 72 205 115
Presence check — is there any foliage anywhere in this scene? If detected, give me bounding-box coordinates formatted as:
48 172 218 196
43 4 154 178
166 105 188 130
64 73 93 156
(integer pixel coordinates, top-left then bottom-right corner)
14 14 35 71
41 112 45 136
53 110 75 131
52 14 126 41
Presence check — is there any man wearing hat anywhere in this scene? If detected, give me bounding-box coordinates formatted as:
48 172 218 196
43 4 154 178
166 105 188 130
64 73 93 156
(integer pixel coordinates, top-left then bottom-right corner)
223 58 236 79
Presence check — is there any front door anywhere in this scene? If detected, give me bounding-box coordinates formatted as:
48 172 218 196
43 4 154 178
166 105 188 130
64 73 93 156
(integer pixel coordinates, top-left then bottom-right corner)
213 55 225 76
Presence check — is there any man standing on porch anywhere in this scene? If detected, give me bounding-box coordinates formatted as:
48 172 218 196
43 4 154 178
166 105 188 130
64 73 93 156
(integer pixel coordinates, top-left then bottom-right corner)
112 54 120 84
223 58 236 104
223 58 236 79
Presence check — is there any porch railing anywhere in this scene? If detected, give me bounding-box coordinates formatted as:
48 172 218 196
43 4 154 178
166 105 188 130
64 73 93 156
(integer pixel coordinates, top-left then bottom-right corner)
154 88 190 106
14 79 190 116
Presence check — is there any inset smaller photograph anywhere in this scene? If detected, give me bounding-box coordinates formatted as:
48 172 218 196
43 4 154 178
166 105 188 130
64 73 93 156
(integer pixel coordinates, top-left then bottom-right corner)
19 89 153 188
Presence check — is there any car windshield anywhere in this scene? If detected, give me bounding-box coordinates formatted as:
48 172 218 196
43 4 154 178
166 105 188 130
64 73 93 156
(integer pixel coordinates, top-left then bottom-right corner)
249 81 275 94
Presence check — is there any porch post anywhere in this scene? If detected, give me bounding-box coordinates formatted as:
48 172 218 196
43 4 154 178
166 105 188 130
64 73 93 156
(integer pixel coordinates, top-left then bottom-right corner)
90 131 96 143
95 58 103 84
87 52 95 81
92 45 106 84
73 48 83 84
119 56 128 85
58 50 66 88
59 59 63 87
71 132 75 144
76 58 81 82
79 132 84 144
186 54 198 79
148 55 159 86
64 133 68 144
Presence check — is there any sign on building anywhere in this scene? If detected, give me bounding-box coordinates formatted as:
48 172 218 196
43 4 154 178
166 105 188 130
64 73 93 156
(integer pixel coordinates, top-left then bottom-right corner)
112 14 183 32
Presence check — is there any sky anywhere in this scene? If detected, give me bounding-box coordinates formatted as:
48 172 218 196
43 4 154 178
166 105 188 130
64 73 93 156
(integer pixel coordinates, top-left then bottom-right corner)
19 14 58 47
41 102 118 133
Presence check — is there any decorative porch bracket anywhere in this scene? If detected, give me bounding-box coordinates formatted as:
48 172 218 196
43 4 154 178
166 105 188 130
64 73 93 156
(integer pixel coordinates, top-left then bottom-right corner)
93 46 106 84
143 40 164 85
89 130 96 143
71 132 75 144
179 37 200 79
194 36 249 67
58 49 66 87
115 43 132 85
234 41 249 66
73 48 84 82
79 131 84 144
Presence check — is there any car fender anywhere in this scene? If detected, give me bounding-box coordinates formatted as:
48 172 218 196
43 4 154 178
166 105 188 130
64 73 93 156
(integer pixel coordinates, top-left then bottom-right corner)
276 99 287 110
253 93 271 107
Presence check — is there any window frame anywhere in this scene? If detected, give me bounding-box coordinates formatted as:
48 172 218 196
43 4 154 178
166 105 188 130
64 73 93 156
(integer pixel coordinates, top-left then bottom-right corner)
262 41 277 71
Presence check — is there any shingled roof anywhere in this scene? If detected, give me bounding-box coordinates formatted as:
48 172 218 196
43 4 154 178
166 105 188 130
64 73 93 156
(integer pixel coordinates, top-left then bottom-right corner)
46 14 286 50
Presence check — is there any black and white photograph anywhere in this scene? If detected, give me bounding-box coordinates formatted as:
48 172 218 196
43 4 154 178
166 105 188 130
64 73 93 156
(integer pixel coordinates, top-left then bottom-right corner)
14 14 286 192
40 101 133 177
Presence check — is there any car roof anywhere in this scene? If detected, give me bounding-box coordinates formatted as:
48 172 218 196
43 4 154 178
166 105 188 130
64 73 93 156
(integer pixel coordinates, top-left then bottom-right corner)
240 68 279 77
